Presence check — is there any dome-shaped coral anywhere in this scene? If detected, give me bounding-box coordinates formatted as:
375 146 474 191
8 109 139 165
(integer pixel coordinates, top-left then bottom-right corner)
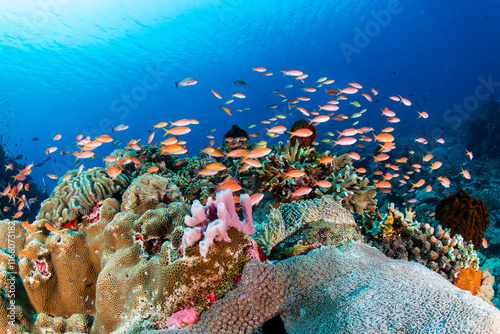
435 189 489 249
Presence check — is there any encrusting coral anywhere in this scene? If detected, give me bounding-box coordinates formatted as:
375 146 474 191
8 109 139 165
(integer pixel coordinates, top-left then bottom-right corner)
35 167 130 226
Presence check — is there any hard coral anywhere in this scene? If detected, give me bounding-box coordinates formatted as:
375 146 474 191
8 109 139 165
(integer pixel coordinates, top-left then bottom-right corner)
142 243 500 334
436 189 489 249
255 195 356 255
121 173 186 212
258 144 376 213
36 167 129 226
357 204 480 281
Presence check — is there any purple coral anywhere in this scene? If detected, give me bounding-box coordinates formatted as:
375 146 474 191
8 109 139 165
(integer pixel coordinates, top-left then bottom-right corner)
182 189 256 257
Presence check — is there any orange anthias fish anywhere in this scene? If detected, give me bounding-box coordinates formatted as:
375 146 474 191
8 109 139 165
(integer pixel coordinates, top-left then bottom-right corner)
466 150 473 160
291 187 312 198
106 166 122 178
289 129 313 138
411 179 425 189
211 88 222 99
215 182 242 192
250 193 264 206
375 181 391 189
332 137 357 146
373 133 394 143
338 87 358 95
428 161 442 172
245 147 272 159
422 154 433 162
460 168 471 179
163 127 191 136
283 169 305 178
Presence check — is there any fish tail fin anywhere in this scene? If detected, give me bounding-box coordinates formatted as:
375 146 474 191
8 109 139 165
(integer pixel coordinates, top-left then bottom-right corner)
233 81 236 85
175 81 178 88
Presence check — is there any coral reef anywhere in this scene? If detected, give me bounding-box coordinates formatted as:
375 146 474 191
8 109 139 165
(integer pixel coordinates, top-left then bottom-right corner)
254 195 356 256
436 189 489 249
1 186 264 333
256 141 376 213
121 173 186 212
357 203 480 281
36 167 130 226
182 189 255 257
142 242 500 334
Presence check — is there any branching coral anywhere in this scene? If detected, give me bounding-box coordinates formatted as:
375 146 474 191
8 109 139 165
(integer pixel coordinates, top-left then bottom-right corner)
35 167 129 226
435 189 489 249
256 142 376 213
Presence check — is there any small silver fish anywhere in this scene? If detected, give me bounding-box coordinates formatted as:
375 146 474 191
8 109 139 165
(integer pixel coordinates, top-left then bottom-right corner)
175 77 197 88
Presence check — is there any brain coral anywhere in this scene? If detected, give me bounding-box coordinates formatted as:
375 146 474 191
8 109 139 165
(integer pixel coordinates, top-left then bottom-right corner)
142 242 500 334
435 189 489 249
35 167 129 226
254 195 356 255
121 173 186 212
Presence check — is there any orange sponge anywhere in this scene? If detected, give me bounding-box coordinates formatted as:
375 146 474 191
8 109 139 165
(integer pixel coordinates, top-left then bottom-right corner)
453 265 482 295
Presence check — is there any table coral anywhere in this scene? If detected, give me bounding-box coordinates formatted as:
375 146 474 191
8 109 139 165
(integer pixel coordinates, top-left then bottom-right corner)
35 167 130 226
142 242 500 334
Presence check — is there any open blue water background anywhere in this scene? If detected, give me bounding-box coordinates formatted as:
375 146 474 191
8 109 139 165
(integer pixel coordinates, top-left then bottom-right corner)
0 0 499 191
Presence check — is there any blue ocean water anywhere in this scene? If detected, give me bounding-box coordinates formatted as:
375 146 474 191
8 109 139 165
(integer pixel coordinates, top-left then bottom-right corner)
0 0 499 189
